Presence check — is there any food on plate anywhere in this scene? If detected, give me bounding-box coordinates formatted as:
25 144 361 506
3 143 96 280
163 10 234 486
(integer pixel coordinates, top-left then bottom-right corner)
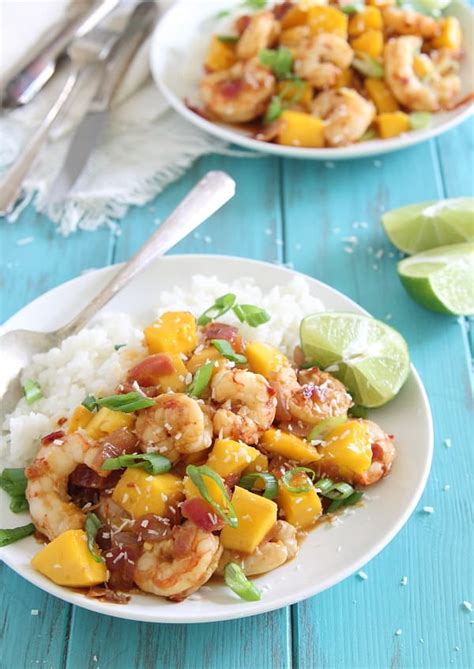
194 0 470 148
0 276 409 603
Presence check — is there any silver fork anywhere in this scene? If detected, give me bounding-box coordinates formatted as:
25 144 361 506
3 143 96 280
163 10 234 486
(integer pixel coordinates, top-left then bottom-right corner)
0 27 119 216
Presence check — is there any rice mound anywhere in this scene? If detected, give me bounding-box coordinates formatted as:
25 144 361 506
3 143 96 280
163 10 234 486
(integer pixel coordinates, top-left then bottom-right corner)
1 275 323 467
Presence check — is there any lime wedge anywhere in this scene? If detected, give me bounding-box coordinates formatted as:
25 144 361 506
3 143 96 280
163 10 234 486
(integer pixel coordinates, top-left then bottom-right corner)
382 198 474 254
300 313 410 408
397 242 474 315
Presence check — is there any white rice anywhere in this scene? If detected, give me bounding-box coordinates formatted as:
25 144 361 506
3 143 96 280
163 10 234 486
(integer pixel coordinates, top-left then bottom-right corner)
0 275 323 467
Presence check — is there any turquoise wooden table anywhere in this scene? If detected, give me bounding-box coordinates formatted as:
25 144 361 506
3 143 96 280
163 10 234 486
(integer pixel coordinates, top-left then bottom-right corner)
1 119 473 669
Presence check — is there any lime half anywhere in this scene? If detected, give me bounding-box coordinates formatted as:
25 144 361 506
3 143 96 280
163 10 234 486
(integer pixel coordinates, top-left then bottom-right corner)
382 198 474 254
397 242 474 315
300 313 410 408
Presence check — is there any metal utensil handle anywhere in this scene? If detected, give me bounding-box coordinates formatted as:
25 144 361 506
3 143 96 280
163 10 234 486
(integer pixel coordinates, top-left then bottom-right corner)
0 66 80 216
56 171 236 339
91 1 158 112
2 0 118 107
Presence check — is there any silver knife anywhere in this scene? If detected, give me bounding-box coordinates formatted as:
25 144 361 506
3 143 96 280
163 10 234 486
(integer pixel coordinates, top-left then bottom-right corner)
47 1 158 204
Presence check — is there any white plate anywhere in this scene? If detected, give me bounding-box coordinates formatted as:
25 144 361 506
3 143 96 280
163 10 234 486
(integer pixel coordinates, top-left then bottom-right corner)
0 255 433 623
150 0 474 160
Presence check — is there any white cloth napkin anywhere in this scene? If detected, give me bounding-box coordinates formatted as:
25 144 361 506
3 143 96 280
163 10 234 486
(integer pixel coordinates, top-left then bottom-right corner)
0 0 236 235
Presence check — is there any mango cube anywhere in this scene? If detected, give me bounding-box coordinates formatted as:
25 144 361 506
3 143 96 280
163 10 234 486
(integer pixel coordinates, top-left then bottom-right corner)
335 68 353 89
246 341 289 378
67 405 93 434
278 475 322 529
85 407 135 440
144 311 197 357
432 17 462 51
318 420 372 479
413 54 434 80
280 25 310 47
220 486 277 553
351 30 384 58
365 78 399 113
156 353 188 392
308 6 348 38
205 35 237 72
31 529 107 587
186 345 225 376
206 439 260 479
348 7 383 37
112 469 183 518
376 111 409 139
281 4 308 29
243 452 269 475
277 110 325 148
261 428 321 464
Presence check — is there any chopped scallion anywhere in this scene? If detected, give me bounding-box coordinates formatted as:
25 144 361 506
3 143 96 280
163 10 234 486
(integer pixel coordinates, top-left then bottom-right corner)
82 394 98 412
187 362 214 398
101 452 171 475
85 512 104 563
264 95 283 123
186 465 238 527
409 112 432 131
308 416 347 442
281 467 316 493
114 343 126 351
238 472 278 499
0 523 35 547
224 562 261 601
348 404 368 419
0 468 29 513
232 304 271 327
341 3 364 13
211 339 247 364
259 47 294 79
352 53 384 79
217 35 239 44
97 392 155 413
23 379 43 405
197 293 236 326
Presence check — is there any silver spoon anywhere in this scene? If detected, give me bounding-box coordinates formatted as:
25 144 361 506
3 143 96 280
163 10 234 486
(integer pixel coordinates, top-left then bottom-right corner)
0 171 235 424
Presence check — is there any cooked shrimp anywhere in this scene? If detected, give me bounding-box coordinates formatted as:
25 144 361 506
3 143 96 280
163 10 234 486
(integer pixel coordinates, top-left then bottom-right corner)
134 521 222 600
384 36 461 111
25 433 104 541
200 58 276 123
216 520 298 576
294 33 353 89
354 419 396 486
236 10 280 59
211 368 277 444
272 365 352 428
383 6 441 39
311 87 376 147
135 393 212 457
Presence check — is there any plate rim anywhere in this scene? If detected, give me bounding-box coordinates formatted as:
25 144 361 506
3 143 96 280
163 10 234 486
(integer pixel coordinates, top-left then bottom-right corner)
149 0 474 161
0 254 434 623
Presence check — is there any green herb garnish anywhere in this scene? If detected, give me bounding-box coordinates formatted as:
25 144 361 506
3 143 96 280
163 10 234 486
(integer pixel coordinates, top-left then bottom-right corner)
224 562 261 601
281 467 316 493
211 339 247 364
238 472 278 499
327 491 363 513
409 112 432 131
264 96 283 123
85 512 104 563
308 416 347 442
0 468 29 513
217 35 239 44
232 304 271 327
197 293 236 326
82 392 155 413
0 523 35 547
348 404 368 419
187 362 214 398
341 3 364 14
314 478 362 512
352 53 384 79
259 47 294 79
23 379 43 405
114 343 126 351
186 465 238 528
82 394 98 412
101 452 171 475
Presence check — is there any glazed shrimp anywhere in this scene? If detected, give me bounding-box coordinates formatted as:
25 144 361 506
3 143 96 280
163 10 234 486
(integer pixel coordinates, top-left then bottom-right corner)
134 521 222 600
199 58 275 123
135 393 212 458
311 88 376 147
384 36 461 111
236 10 280 59
383 6 441 39
354 419 396 486
25 433 104 541
272 365 352 429
294 33 353 89
216 520 298 576
211 368 277 444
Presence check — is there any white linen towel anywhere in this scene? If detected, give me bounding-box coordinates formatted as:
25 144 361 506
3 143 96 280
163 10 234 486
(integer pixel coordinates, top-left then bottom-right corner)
0 0 241 235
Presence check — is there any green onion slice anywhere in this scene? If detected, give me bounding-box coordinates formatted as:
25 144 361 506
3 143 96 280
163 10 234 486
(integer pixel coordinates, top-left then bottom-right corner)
0 468 29 513
242 0 267 9
114 343 126 351
23 379 43 405
0 523 35 547
85 512 104 563
186 465 238 528
348 404 368 419
238 472 278 500
264 95 283 123
281 467 316 493
308 416 347 442
96 392 155 413
352 53 384 79
259 47 294 79
197 293 236 326
211 339 247 364
409 112 432 131
101 452 171 475
232 304 271 327
341 3 364 13
327 491 363 514
82 394 98 412
315 477 356 500
187 362 214 398
224 562 261 602
217 34 239 44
